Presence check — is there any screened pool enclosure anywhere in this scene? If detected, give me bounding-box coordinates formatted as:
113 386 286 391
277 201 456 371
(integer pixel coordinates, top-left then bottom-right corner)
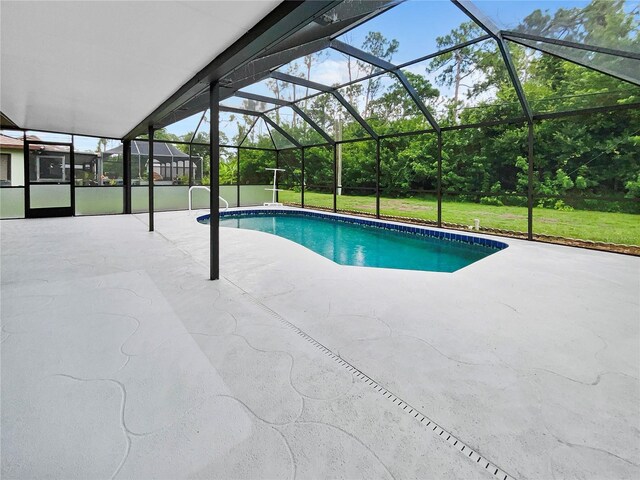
1 0 638 256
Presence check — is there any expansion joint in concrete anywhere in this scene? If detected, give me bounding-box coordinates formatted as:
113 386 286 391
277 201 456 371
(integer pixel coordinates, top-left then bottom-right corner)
225 278 518 480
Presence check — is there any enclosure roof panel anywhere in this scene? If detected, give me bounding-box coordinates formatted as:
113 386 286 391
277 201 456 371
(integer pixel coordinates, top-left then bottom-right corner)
106 140 188 159
471 0 640 56
0 0 280 138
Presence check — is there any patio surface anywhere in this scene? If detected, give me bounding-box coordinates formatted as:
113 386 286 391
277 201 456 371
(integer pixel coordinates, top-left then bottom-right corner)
1 210 638 479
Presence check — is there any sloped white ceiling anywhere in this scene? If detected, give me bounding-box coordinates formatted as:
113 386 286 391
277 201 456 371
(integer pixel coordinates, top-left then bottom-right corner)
0 0 280 138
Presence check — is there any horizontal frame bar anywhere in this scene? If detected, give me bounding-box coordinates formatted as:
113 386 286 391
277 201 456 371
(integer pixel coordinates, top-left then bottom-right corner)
502 30 640 61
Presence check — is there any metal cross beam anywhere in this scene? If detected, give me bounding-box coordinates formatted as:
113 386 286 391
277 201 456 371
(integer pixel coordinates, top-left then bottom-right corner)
223 39 332 95
330 40 440 132
291 105 335 145
265 16 369 56
125 1 342 139
330 39 396 71
233 91 334 145
452 0 533 122
496 40 533 122
271 72 378 139
262 115 303 148
451 0 500 38
332 90 378 139
504 35 640 86
393 71 440 132
189 110 208 143
220 1 405 98
219 105 264 117
219 105 301 148
234 91 290 107
397 35 491 69
502 31 640 61
270 71 332 93
239 117 258 146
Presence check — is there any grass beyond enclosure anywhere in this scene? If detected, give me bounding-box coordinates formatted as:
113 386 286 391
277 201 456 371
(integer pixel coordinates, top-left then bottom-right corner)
278 190 640 246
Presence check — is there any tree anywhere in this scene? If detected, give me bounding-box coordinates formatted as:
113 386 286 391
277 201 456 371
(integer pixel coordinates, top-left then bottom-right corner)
96 138 108 154
516 0 639 84
370 71 439 123
360 32 399 117
266 78 288 124
228 0 640 216
517 0 639 50
427 22 485 123
284 61 304 129
302 51 326 111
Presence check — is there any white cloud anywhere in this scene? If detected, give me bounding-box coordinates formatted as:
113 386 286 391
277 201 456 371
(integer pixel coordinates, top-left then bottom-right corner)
311 58 353 87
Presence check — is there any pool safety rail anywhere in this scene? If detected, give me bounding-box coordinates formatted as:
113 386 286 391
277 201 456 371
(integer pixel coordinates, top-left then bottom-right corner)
188 186 229 212
264 168 284 207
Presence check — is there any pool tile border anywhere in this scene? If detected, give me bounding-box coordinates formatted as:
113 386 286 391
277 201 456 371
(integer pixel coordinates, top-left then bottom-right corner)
206 208 509 252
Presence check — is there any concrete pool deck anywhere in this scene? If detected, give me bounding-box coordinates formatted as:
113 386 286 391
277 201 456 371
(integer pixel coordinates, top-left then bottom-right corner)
1 210 638 479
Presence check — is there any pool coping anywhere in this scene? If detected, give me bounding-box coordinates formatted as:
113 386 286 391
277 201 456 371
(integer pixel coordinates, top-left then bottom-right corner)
199 207 509 252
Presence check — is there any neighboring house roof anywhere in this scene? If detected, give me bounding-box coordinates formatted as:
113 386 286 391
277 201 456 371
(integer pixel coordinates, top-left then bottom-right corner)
2 134 188 160
29 144 69 152
0 133 23 149
23 135 70 152
0 134 97 159
105 140 189 160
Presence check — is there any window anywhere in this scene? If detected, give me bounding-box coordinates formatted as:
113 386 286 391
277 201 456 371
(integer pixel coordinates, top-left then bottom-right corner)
37 155 66 181
0 153 10 185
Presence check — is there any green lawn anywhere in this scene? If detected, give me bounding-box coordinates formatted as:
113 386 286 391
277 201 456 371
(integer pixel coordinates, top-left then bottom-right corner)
278 190 640 246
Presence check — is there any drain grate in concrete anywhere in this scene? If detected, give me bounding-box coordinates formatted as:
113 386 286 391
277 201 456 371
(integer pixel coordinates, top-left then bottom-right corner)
237 291 516 480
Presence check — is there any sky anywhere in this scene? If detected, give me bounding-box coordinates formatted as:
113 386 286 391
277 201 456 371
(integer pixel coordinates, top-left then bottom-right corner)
18 131 122 153
213 0 604 144
118 0 639 144
17 0 635 149
0 130 117 154
316 0 602 85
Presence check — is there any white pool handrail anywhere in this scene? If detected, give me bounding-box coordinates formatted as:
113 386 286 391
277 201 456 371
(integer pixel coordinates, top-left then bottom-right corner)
264 168 285 207
188 185 229 212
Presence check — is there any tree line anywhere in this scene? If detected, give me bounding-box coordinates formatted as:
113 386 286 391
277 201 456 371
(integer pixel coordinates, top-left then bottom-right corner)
153 0 640 212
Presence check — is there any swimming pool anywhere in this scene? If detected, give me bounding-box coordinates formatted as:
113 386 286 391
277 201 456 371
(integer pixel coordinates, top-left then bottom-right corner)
199 209 507 272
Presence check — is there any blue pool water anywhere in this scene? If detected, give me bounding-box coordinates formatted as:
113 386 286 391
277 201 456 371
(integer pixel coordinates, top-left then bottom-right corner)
200 211 506 272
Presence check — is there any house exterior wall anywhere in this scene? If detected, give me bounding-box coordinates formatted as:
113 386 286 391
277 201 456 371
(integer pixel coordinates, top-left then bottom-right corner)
0 146 25 186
